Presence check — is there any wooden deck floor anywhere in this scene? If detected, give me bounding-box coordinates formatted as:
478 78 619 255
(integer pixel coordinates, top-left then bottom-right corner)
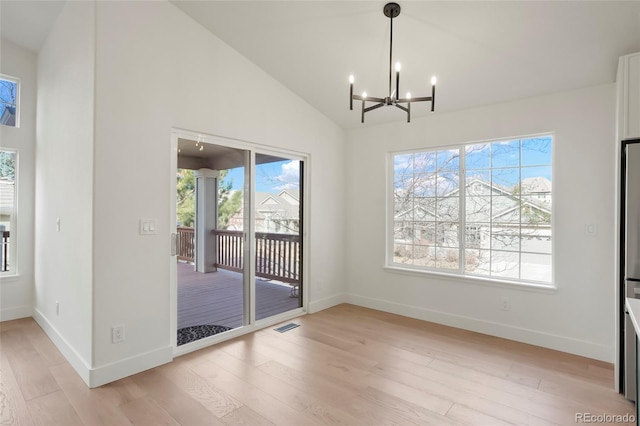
177 262 301 330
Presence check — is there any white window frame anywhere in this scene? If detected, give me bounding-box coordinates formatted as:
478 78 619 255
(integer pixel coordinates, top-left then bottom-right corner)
0 148 18 276
387 134 554 288
0 74 20 128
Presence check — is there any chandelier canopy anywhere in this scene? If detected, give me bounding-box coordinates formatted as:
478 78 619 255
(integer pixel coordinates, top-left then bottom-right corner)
349 2 436 123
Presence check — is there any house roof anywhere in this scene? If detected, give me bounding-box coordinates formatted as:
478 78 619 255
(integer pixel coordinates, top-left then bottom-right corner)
395 178 550 224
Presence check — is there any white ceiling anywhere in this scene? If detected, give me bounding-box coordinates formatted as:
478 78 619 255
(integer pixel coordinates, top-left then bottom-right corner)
2 1 639 129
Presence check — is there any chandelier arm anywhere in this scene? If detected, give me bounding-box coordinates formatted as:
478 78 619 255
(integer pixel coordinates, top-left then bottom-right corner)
397 96 432 103
364 102 385 113
352 94 385 103
394 103 410 122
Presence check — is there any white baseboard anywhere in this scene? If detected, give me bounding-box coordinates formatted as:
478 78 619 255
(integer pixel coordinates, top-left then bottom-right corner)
308 292 346 314
0 305 33 322
32 308 92 386
33 308 173 388
89 346 173 388
346 293 612 362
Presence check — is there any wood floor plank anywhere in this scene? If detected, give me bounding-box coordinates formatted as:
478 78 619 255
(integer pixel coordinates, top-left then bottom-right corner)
49 363 134 426
220 405 275 426
189 359 324 426
119 396 180 426
1 329 59 401
155 360 243 418
129 369 226 425
25 390 83 426
0 351 34 426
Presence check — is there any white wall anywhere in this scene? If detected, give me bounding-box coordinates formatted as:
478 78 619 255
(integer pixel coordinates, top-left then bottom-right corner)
0 39 36 321
35 2 95 382
90 1 345 385
346 84 617 362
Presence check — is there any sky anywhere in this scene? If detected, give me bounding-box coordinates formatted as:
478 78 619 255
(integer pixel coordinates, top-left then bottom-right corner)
224 159 300 193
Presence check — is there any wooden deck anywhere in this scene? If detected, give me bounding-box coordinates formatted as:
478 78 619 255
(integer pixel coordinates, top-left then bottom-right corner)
177 262 301 330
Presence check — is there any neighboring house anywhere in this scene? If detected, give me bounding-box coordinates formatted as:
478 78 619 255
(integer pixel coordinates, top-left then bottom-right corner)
0 178 14 230
227 189 300 234
394 178 552 266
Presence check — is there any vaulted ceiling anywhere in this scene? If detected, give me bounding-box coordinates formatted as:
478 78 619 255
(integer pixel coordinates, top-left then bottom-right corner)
3 1 640 129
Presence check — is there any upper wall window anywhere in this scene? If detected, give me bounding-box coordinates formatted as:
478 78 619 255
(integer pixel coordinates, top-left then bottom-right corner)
0 75 19 128
390 134 553 286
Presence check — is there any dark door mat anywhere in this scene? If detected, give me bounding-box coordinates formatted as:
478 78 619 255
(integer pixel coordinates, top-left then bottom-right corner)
177 324 232 346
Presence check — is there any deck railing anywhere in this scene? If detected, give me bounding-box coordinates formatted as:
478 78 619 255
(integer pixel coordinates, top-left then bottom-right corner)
177 227 195 262
1 231 8 272
176 227 300 284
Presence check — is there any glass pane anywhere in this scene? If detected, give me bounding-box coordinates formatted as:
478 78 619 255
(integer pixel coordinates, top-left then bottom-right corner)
393 244 414 264
436 248 459 270
491 226 520 251
413 151 436 173
466 171 491 195
465 249 490 275
394 174 414 197
521 253 552 283
492 197 520 223
521 203 551 225
394 153 414 175
465 223 489 249
437 149 460 172
0 150 15 272
413 245 435 267
521 228 552 254
413 174 437 197
418 222 436 245
437 172 459 196
394 196 412 218
491 250 519 279
465 143 491 170
492 140 520 168
0 78 18 127
254 154 302 321
436 222 459 247
394 223 414 244
413 199 436 221
466 196 491 222
492 167 520 191
522 136 552 166
437 198 459 221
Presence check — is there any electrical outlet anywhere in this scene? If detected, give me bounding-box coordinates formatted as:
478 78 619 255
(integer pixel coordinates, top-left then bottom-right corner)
501 296 511 311
112 325 125 343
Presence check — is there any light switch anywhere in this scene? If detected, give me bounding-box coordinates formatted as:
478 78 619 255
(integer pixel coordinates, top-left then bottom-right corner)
140 219 157 235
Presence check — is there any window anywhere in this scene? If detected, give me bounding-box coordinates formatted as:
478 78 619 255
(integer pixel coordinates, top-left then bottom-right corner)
390 135 553 285
0 75 19 128
0 149 17 274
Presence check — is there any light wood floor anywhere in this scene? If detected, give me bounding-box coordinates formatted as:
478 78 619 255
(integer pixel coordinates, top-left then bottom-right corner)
1 304 635 425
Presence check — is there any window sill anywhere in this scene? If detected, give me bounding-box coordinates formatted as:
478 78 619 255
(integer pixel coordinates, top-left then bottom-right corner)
0 274 21 283
383 265 557 293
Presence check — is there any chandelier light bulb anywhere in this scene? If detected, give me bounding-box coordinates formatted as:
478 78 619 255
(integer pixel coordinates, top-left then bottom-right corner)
362 91 367 98
406 92 411 99
199 145 204 151
349 75 355 84
395 62 402 72
431 76 437 86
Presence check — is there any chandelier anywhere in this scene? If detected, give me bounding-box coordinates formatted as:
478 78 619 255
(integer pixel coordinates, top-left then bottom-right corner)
349 2 436 123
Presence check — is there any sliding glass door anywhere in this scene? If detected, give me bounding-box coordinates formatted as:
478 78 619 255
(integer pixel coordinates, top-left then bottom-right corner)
173 133 305 347
254 153 303 321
